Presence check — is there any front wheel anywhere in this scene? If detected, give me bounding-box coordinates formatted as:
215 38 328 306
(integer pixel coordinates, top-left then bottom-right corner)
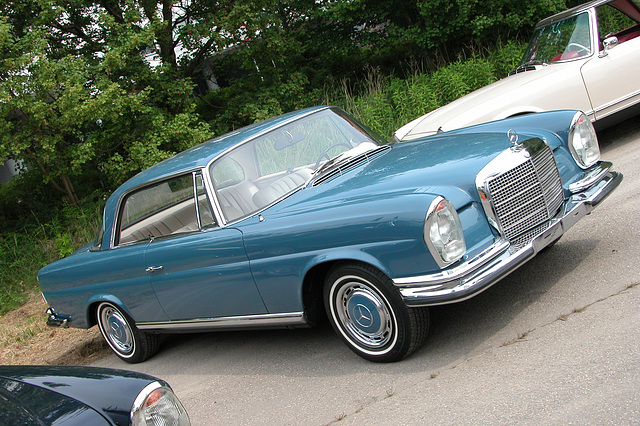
324 263 429 362
96 302 160 363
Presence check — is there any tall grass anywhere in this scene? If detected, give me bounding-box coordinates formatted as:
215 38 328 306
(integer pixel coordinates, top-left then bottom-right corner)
325 41 526 139
0 201 102 315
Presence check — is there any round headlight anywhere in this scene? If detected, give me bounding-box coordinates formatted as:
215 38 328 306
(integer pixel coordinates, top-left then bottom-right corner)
424 197 466 267
569 112 600 169
131 382 190 426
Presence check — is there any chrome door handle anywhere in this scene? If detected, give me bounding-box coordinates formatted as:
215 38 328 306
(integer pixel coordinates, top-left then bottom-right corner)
145 266 164 273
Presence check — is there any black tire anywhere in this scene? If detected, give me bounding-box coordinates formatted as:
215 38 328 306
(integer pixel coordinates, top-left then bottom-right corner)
96 302 160 364
324 262 429 362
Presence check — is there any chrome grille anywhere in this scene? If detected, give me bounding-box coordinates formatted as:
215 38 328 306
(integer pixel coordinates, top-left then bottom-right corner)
485 142 563 242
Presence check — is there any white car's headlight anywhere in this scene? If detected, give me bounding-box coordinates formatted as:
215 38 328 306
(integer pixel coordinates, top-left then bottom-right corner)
131 382 190 426
569 112 600 169
424 197 466 267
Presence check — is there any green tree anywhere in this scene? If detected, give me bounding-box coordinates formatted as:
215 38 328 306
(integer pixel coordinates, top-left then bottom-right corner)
0 0 221 204
0 0 585 209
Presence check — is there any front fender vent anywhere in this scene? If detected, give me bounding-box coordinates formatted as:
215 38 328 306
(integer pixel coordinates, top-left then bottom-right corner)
508 65 537 76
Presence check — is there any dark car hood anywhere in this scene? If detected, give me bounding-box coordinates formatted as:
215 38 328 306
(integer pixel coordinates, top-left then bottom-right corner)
0 366 160 425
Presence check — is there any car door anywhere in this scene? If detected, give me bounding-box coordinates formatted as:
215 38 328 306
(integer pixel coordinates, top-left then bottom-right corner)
146 228 267 320
580 5 640 119
581 37 640 119
142 172 267 321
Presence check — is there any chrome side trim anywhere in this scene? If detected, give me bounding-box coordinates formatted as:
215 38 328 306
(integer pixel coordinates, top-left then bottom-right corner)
137 312 307 331
593 89 640 115
394 167 622 307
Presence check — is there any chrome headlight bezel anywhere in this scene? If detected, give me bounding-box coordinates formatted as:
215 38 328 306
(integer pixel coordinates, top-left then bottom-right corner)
568 111 600 169
131 381 190 426
424 196 466 268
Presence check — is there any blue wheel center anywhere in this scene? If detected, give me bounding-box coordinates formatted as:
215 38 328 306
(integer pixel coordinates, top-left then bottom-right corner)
347 294 382 334
108 317 125 342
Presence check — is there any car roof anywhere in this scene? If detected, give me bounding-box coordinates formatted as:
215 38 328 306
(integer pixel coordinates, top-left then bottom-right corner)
536 0 640 27
115 105 330 195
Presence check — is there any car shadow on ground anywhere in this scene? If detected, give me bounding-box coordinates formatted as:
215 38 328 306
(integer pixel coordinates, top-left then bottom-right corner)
597 113 639 152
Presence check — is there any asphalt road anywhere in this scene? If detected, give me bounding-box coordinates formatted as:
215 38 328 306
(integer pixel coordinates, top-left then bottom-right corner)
94 116 640 425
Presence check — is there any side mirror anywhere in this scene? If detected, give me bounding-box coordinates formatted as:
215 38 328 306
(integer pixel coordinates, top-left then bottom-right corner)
599 36 618 57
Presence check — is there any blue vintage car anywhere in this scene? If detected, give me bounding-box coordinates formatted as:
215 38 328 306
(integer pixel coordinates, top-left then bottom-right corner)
0 365 189 425
39 106 621 363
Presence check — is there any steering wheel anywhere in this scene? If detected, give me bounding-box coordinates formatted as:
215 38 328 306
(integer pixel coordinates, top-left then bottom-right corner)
314 142 352 169
567 42 589 54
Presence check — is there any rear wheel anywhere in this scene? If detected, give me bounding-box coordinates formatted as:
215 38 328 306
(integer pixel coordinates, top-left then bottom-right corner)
96 302 160 363
324 262 429 362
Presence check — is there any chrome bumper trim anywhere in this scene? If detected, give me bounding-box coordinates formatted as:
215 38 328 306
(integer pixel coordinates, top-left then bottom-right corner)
46 308 71 328
394 168 622 307
137 311 307 331
569 161 612 193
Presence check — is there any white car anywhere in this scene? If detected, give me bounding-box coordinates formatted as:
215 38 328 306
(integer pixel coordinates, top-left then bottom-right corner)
395 0 640 141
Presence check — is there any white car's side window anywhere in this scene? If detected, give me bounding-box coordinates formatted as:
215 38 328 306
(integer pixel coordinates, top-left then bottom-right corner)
597 3 640 44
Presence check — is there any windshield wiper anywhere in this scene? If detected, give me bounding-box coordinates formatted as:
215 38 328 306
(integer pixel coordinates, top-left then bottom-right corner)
312 142 379 177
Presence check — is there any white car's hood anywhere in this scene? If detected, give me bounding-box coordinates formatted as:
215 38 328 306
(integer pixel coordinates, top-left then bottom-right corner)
396 59 592 141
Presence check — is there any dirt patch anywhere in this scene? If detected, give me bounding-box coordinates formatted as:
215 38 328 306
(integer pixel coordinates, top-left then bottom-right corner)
0 292 111 365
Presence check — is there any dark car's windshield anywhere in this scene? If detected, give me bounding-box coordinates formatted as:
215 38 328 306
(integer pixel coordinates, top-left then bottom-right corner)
522 12 592 64
209 108 382 223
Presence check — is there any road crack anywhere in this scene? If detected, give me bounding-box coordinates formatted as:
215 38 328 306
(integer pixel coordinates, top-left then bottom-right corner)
502 282 639 347
323 282 639 424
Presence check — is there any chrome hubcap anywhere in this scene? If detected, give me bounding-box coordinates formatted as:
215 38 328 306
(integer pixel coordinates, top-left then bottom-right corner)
100 306 134 355
334 278 393 350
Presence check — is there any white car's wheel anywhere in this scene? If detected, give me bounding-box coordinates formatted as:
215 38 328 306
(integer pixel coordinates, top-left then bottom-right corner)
324 262 429 362
96 302 159 363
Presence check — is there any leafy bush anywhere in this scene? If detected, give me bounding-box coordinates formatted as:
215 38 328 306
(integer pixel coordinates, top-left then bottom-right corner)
0 193 102 315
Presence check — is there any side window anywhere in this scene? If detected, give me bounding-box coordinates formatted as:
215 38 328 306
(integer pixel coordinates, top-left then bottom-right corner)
597 4 638 43
195 173 216 229
118 173 214 245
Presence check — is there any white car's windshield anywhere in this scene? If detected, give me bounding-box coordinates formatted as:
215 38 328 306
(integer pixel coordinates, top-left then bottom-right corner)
522 12 592 64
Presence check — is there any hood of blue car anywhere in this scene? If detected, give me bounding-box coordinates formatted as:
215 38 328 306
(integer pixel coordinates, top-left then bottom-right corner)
273 130 514 214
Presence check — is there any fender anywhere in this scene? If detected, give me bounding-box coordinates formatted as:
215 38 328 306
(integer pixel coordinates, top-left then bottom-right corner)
85 293 133 328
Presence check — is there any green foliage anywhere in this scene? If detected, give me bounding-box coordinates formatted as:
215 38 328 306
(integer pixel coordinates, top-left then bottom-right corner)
415 0 568 58
326 42 526 138
0 194 102 315
0 230 41 313
0 1 213 205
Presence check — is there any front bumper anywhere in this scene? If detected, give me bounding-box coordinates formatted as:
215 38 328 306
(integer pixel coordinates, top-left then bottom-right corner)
394 164 622 307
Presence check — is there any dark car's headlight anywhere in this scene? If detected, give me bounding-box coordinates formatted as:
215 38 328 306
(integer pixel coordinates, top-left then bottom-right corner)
424 197 466 267
131 381 190 426
569 112 600 169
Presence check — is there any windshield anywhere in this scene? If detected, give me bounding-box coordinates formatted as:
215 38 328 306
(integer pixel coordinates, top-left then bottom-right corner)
522 12 592 64
209 108 381 222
